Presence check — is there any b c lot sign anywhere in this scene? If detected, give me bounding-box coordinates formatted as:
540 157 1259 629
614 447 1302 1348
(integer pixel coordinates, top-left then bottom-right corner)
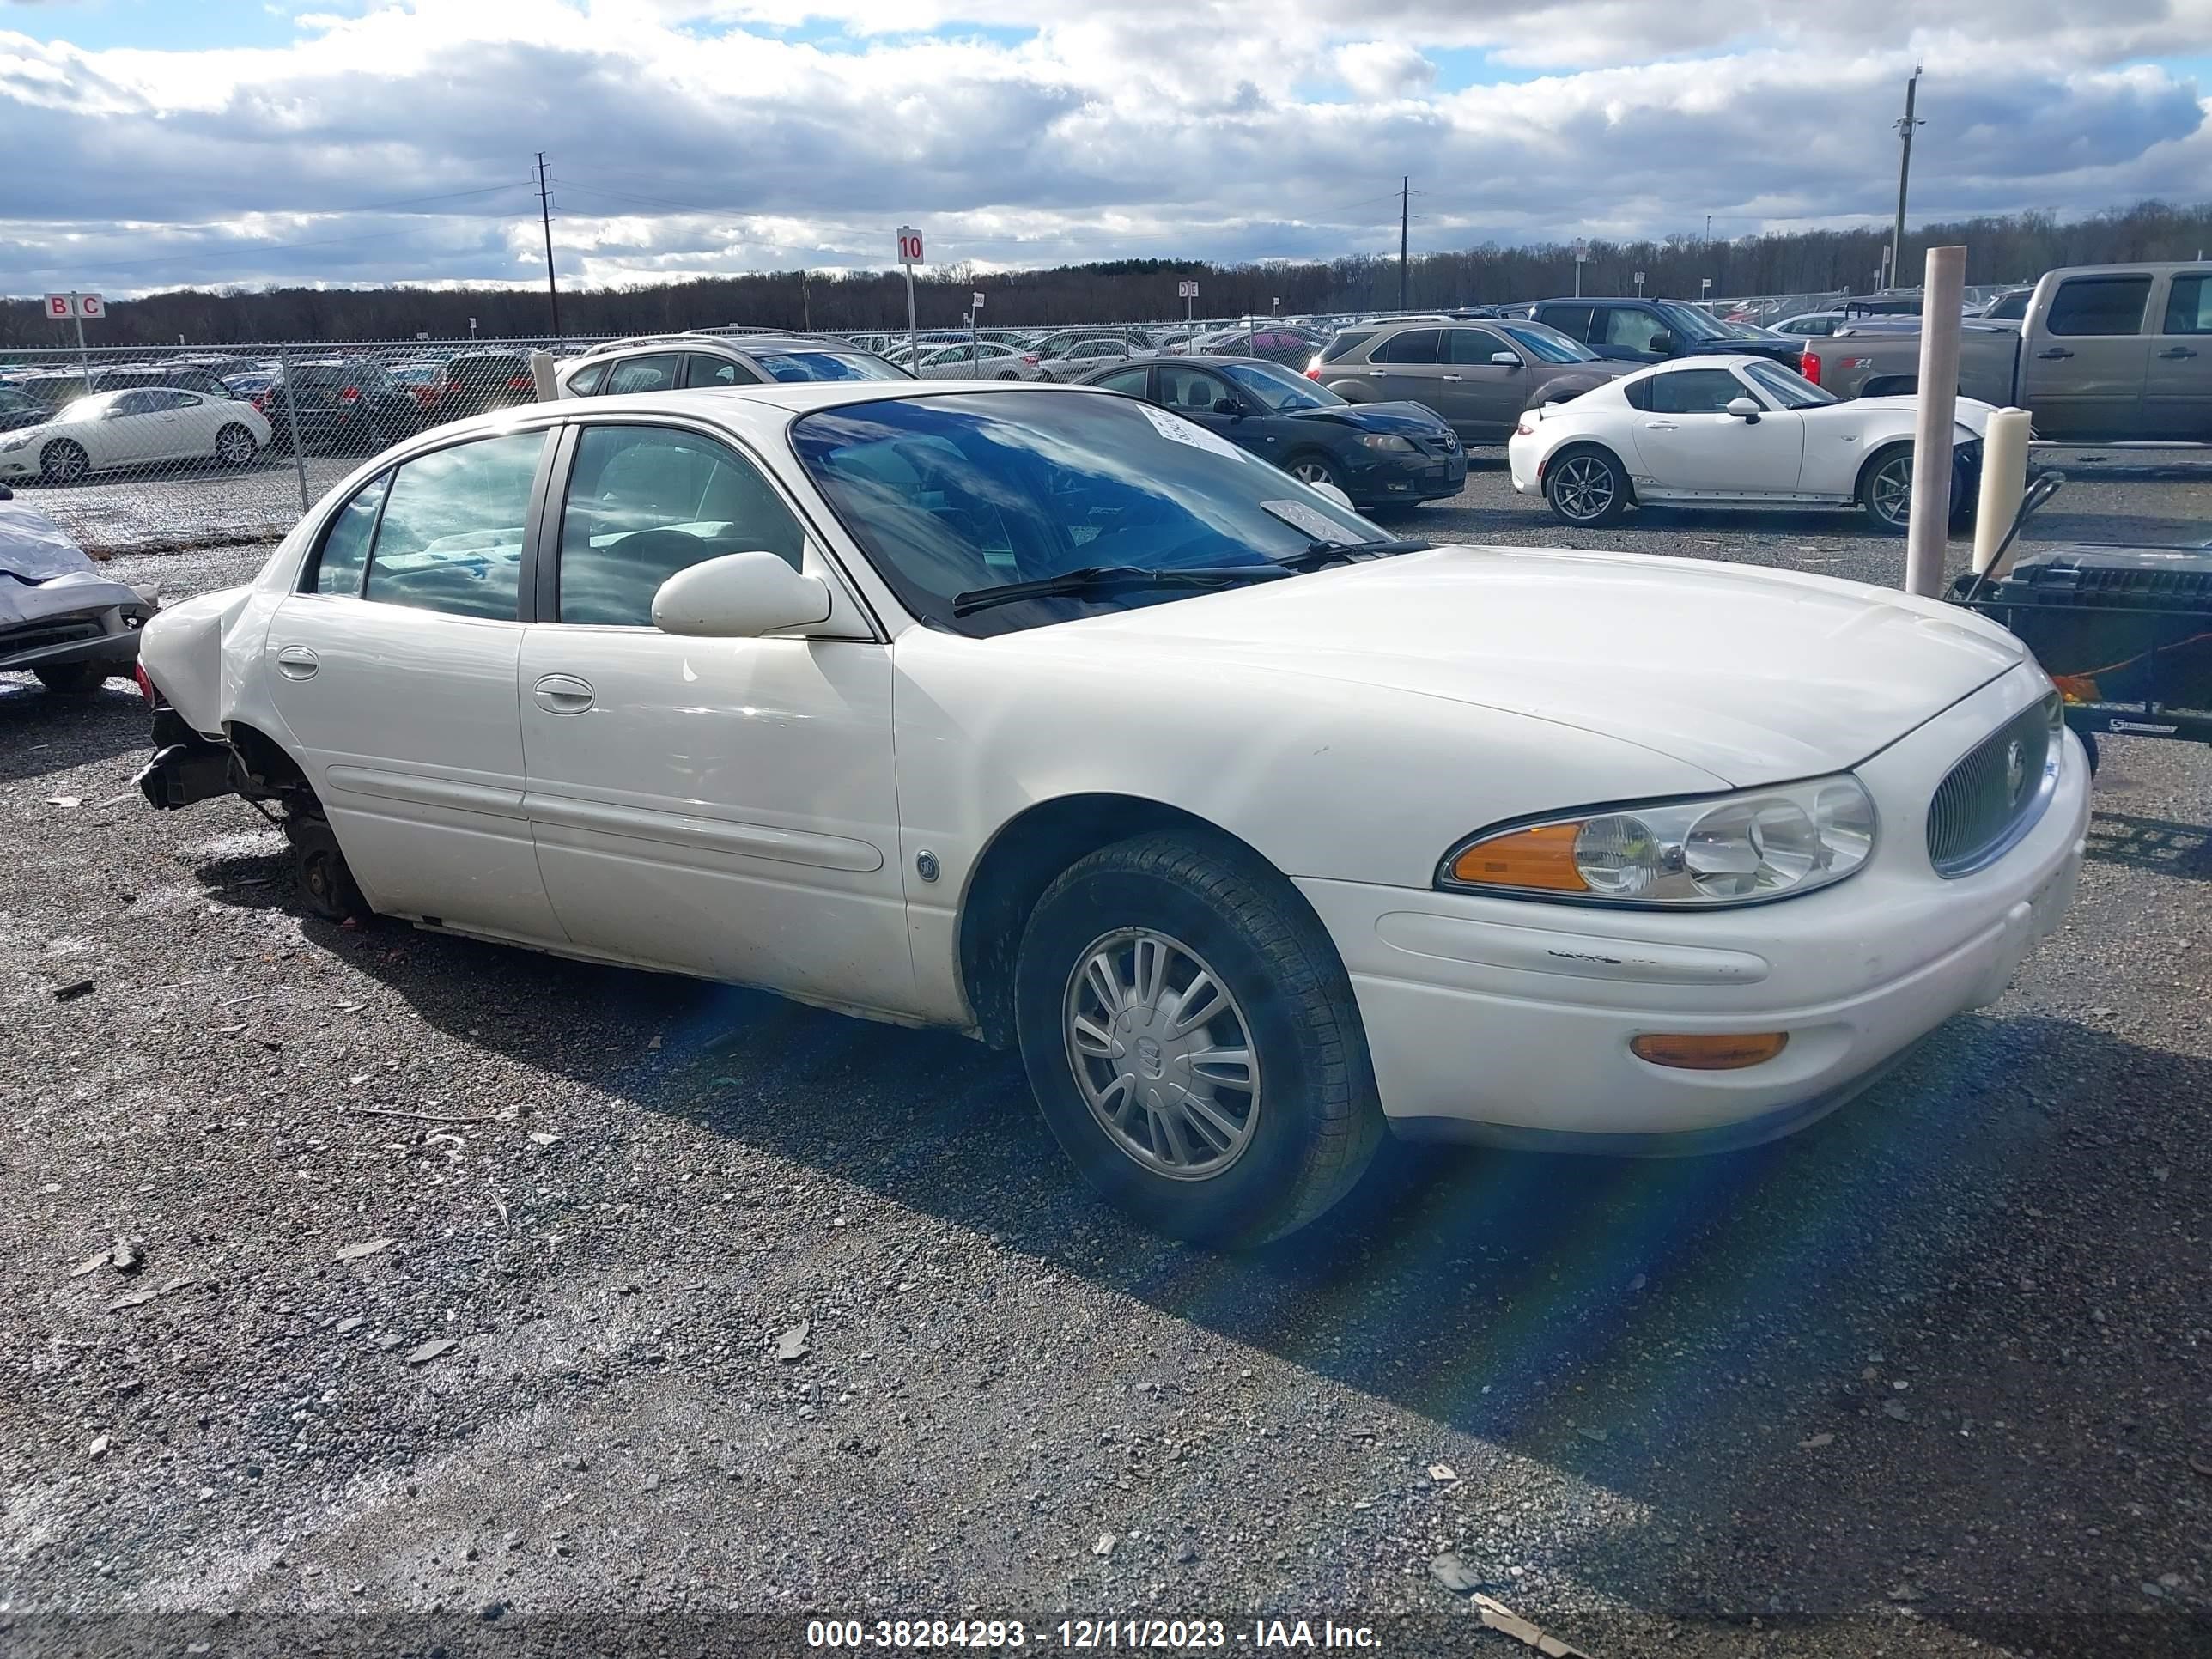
46 292 105 320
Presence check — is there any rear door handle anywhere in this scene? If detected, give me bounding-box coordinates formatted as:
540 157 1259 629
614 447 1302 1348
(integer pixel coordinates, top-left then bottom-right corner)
275 646 318 679
2036 347 2074 360
2159 346 2197 359
532 673 594 714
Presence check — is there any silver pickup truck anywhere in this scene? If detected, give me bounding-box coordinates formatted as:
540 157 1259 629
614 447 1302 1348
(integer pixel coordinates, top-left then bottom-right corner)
1797 261 2212 441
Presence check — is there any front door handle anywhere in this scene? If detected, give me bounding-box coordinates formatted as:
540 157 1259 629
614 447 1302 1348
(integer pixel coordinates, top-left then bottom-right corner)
1643 420 1680 431
2037 346 2074 360
275 646 318 679
2159 345 2197 359
532 673 594 714
1440 373 1464 381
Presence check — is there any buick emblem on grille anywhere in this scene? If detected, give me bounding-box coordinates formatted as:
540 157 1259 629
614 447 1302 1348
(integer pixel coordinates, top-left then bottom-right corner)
2004 738 2027 805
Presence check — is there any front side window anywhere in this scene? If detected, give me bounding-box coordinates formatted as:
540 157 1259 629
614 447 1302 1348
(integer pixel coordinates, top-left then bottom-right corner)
111 391 160 417
1644 368 1749 414
1653 301 1729 342
604 354 681 395
1447 329 1510 365
2045 276 2151 337
1601 308 1670 352
791 392 1378 637
556 425 805 625
2160 274 2212 335
1370 329 1441 364
1158 366 1233 413
362 430 545 620
307 471 391 596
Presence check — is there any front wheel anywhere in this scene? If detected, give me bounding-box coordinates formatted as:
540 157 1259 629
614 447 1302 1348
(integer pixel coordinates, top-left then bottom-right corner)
1860 447 1966 535
215 422 258 468
1544 447 1629 526
1012 830 1383 1249
1286 453 1347 494
40 439 88 484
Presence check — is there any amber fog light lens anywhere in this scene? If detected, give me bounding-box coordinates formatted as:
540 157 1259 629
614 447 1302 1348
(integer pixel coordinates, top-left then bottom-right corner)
1630 1032 1790 1070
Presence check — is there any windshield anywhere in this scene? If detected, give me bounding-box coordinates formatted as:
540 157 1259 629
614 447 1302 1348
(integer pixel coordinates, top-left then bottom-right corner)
750 350 907 383
792 392 1382 636
56 393 118 423
1743 359 1840 409
1653 301 1730 342
1498 323 1597 364
1218 361 1340 410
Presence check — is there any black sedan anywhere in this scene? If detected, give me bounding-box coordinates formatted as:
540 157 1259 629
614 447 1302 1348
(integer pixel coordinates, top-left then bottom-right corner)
1077 355 1466 507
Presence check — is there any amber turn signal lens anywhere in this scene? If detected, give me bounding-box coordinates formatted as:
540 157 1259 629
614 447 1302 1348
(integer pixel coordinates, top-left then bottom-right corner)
1630 1032 1790 1070
1449 823 1589 892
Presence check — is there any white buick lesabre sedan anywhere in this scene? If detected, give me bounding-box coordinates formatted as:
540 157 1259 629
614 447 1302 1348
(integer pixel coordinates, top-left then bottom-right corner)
135 381 2087 1247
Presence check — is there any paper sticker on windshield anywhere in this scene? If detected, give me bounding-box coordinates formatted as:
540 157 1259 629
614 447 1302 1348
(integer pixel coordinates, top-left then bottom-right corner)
1261 499 1359 545
1135 403 1249 462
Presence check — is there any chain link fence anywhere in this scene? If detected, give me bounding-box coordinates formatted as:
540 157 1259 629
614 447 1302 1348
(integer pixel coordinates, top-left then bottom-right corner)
0 315 1346 556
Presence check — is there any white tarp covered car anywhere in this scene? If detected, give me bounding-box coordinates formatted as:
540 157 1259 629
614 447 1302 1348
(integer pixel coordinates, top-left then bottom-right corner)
1508 353 1993 533
134 383 2086 1247
0 487 155 692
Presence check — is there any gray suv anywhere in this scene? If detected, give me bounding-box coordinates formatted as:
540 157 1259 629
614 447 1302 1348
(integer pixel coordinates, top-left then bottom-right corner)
557 332 908 398
1312 319 1630 441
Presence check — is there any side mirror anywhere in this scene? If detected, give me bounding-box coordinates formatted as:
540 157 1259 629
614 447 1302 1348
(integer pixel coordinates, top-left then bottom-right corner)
652 551 831 638
1725 397 1763 422
1489 351 1522 368
0 484 12 500
1649 332 1677 355
1212 398 1243 417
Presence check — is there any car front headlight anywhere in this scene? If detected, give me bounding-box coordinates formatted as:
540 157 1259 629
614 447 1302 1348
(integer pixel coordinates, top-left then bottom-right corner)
1358 434 1417 452
1440 775 1877 906
0 434 32 452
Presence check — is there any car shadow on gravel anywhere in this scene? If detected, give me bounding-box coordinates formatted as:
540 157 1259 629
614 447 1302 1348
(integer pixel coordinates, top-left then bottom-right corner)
0 678 148 782
2085 808 2212 879
194 849 2207 1652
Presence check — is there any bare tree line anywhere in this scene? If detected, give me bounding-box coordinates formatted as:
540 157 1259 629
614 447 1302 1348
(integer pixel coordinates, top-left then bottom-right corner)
5 199 2208 348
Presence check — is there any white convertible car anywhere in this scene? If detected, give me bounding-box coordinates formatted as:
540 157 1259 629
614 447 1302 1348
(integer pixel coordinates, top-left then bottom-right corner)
0 387 271 484
1509 354 1993 533
134 382 2086 1246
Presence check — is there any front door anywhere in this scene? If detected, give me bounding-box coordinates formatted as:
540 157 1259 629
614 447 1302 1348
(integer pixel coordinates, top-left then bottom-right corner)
2027 273 2154 441
516 421 915 1015
1442 325 1532 438
1626 366 1807 494
2143 270 2212 442
262 428 564 942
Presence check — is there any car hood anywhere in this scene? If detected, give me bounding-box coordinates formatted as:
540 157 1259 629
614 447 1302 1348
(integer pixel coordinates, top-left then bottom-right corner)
1279 400 1451 435
0 498 94 580
1038 545 2028 786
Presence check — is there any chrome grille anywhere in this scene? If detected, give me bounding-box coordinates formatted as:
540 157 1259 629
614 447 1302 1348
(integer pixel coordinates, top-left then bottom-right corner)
1926 694 2060 878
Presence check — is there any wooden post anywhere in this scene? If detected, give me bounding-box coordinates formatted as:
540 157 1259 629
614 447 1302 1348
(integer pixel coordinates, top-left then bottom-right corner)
1905 245 1966 597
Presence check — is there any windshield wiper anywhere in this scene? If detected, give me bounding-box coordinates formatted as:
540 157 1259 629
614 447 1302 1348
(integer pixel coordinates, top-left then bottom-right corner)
1273 536 1432 571
951 563 1289 617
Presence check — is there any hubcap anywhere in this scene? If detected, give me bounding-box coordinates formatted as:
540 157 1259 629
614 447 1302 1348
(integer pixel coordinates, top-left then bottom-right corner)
1063 927 1261 1181
1292 461 1330 484
1871 458 1912 525
220 431 252 460
1553 455 1614 520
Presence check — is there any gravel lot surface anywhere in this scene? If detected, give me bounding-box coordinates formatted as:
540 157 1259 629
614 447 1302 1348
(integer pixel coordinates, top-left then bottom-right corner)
3 454 2209 1658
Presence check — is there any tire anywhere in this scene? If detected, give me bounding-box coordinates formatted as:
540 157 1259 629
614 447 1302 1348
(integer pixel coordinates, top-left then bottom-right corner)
1859 445 1966 536
1543 445 1629 526
997 371 1023 381
285 816 374 925
1012 830 1383 1249
1285 453 1346 494
2078 729 2100 775
39 439 88 485
34 661 109 694
214 422 258 468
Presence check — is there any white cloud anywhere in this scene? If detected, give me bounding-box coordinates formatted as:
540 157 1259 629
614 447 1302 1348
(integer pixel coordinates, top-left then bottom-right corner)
0 0 2209 295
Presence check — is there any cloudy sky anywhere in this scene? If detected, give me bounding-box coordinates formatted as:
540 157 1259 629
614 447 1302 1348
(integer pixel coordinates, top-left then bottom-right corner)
3 0 2211 295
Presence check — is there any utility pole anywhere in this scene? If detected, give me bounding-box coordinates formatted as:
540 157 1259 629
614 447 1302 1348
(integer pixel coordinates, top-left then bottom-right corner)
1705 214 1711 242
1891 65 1923 292
535 150 560 337
1398 176 1409 311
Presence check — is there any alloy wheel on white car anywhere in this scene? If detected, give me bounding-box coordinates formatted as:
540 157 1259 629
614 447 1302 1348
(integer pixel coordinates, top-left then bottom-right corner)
1863 450 1915 532
215 424 258 467
1547 450 1626 525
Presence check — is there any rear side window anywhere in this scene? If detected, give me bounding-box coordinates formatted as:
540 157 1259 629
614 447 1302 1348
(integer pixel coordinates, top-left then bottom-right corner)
307 471 390 596
1094 367 1151 395
1318 330 1374 363
567 362 609 396
603 354 680 395
2045 276 2151 337
1534 304 1595 341
2160 274 2212 335
1370 329 1440 364
362 431 545 620
556 425 805 624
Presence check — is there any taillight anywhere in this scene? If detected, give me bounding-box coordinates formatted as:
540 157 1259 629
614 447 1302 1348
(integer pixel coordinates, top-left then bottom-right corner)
507 375 532 392
1515 419 1536 436
1799 351 1821 386
340 385 360 403
1305 366 1322 380
1022 355 1040 366
249 394 266 412
134 663 156 707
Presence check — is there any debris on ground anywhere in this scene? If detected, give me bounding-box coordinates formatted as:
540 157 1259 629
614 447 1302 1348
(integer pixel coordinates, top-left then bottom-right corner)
334 1237 394 1262
776 1320 811 1363
1799 1432 1836 1449
404 1338 458 1365
1431 1551 1485 1595
1092 1532 1115 1556
52 979 95 1002
106 1276 191 1313
1471 1593 1589 1657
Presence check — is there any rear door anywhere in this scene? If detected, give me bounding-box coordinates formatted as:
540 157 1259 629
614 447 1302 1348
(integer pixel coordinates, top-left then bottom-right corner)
2143 270 2212 441
2027 274 2154 440
1363 328 1449 422
261 427 565 943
